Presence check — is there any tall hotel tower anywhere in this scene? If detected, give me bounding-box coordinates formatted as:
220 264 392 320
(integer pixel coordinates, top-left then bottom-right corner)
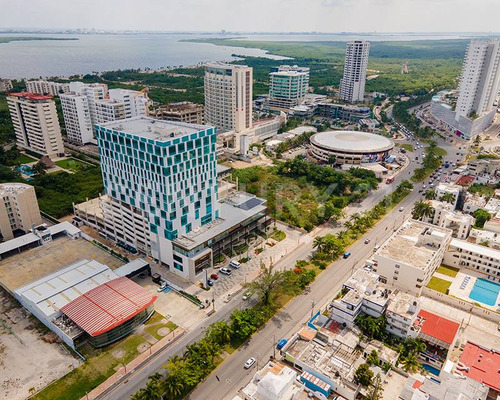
339 40 370 103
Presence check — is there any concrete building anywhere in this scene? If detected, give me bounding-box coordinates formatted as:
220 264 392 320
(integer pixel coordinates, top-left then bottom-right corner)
26 80 70 96
427 200 475 239
444 238 500 279
309 130 394 165
268 65 310 111
153 101 204 124
0 183 42 241
400 371 488 400
463 193 488 214
455 40 500 120
484 210 500 233
204 63 253 133
95 117 268 281
0 78 13 92
372 220 452 295
385 291 421 339
469 228 500 250
94 99 126 124
241 361 314 400
108 88 150 119
69 82 108 125
60 93 94 145
330 268 390 328
316 103 371 122
7 92 64 157
435 182 461 209
339 41 370 103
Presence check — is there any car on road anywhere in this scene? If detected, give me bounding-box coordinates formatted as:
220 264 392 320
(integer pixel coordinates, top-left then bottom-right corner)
220 267 232 275
244 358 256 369
210 273 219 280
242 291 252 300
207 279 214 287
277 339 288 350
229 260 241 269
364 239 370 244
422 184 427 189
343 251 351 259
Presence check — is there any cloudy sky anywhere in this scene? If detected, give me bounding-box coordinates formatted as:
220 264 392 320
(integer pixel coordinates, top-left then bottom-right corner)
0 0 499 33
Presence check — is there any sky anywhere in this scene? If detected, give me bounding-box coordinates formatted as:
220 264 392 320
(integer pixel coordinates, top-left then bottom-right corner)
0 0 499 33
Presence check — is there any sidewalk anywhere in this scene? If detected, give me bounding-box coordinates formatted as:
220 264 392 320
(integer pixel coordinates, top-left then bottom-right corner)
83 327 185 400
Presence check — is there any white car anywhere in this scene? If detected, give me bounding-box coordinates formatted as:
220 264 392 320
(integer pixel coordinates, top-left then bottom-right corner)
244 358 256 369
229 260 241 269
220 267 232 276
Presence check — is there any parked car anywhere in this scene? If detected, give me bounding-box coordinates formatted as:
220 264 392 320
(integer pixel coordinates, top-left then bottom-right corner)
244 358 256 369
207 279 214 287
364 239 370 244
399 207 404 212
220 267 232 276
157 282 168 292
277 339 288 350
210 273 219 280
343 251 351 259
229 260 241 269
242 291 252 300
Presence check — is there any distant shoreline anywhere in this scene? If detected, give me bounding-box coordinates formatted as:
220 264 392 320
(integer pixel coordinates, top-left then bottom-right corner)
0 37 78 44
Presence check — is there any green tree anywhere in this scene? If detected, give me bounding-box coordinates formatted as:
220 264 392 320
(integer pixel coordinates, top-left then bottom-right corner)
354 363 374 386
244 261 289 306
424 190 437 200
412 200 433 221
440 193 456 204
206 321 232 345
229 308 263 341
30 161 48 175
473 208 492 228
366 350 380 366
366 374 384 400
401 353 420 373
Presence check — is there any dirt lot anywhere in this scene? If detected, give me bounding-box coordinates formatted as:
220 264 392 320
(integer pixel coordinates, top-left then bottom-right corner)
0 287 81 400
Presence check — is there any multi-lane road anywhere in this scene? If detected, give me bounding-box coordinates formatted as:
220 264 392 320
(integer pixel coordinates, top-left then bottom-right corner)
101 128 459 400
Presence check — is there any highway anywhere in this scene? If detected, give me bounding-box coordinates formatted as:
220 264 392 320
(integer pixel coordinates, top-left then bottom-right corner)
102 129 458 400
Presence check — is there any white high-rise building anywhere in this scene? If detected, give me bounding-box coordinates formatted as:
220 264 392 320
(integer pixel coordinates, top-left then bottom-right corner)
60 94 93 145
268 65 310 110
26 80 71 96
455 39 500 120
204 63 253 132
94 100 126 124
339 41 370 103
69 82 108 124
7 92 64 157
108 89 150 119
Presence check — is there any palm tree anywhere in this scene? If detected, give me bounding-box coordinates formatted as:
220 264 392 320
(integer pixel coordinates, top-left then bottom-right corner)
244 261 288 306
440 192 456 204
424 190 437 200
412 200 433 221
313 236 326 253
207 321 232 345
401 353 420 373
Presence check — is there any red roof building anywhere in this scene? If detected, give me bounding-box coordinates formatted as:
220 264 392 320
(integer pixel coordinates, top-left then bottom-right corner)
414 309 460 350
8 92 53 101
61 277 156 344
455 175 475 187
459 342 500 392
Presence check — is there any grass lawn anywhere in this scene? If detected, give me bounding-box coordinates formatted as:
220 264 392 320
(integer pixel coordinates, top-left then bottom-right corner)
270 230 286 241
436 265 459 278
18 154 37 164
434 147 447 157
55 158 91 173
402 144 414 152
143 312 178 341
32 334 147 400
426 277 452 294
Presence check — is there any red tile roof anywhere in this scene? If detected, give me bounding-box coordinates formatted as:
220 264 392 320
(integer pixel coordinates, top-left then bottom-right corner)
417 309 459 345
454 175 475 186
61 277 156 337
459 342 500 391
8 92 53 101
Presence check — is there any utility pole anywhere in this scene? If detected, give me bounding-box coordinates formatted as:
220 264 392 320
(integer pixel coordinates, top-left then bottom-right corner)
310 299 316 319
273 335 276 359
212 292 215 312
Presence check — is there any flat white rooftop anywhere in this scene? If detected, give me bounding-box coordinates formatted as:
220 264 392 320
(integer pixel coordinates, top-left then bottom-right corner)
98 117 210 142
449 238 500 260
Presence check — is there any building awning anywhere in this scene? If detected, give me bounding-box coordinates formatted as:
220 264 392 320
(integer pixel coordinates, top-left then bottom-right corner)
60 277 156 337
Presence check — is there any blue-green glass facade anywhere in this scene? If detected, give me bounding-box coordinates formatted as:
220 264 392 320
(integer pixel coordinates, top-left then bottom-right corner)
95 121 219 246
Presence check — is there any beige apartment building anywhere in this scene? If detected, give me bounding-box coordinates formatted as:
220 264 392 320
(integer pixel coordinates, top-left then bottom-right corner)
0 183 42 241
7 92 64 157
204 63 253 132
153 101 204 124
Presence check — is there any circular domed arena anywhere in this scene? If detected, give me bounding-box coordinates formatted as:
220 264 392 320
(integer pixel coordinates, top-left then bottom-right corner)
309 130 394 165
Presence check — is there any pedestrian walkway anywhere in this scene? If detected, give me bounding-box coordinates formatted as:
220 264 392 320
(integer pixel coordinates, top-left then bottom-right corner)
83 327 185 400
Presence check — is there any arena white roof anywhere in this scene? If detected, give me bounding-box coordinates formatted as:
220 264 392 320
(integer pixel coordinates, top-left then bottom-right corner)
310 130 394 153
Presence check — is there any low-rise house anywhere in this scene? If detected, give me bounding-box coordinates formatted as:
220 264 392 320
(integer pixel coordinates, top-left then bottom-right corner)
427 200 474 239
385 291 421 339
435 182 462 209
463 193 488 214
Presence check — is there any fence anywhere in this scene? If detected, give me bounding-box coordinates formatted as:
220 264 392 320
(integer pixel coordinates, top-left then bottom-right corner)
422 287 500 324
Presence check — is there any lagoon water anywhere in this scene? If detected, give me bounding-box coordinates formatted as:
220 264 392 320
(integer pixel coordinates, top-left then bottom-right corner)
0 32 486 79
